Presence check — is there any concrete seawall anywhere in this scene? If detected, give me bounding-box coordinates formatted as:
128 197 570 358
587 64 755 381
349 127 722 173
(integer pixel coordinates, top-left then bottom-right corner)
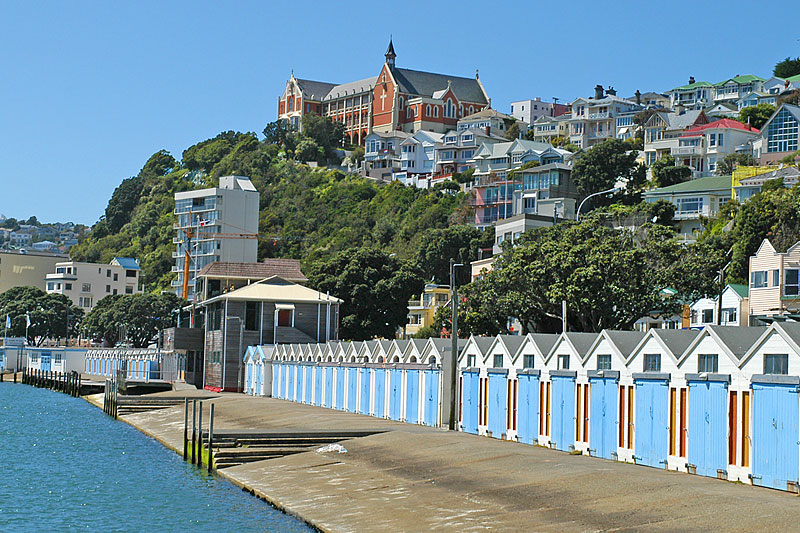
91 393 800 532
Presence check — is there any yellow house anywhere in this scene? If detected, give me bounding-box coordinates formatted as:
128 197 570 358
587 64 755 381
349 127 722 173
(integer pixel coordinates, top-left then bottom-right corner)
404 284 451 337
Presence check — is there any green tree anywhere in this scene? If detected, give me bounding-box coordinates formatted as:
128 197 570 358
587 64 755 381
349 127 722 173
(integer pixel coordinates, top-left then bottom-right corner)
182 131 257 171
140 149 177 178
307 248 424 340
105 176 143 232
263 119 295 146
301 113 345 156
572 139 638 197
412 225 493 285
651 155 692 187
774 57 800 79
738 104 775 130
81 293 180 347
295 138 324 163
715 153 756 176
0 287 83 344
504 121 520 141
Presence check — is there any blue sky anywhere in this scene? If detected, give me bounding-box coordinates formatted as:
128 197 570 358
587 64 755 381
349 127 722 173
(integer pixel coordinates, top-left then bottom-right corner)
1 1 798 225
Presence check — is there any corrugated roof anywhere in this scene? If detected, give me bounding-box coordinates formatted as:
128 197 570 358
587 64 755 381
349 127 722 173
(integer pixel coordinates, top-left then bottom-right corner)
460 108 512 121
645 175 732 195
714 74 765 86
197 260 307 282
201 276 340 305
112 257 140 270
392 67 488 104
682 118 759 136
708 326 768 360
671 80 714 91
739 166 800 185
659 110 706 130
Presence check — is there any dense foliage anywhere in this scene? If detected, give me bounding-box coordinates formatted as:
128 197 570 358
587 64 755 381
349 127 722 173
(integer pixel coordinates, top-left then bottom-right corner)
774 57 800 79
80 292 182 347
0 287 83 344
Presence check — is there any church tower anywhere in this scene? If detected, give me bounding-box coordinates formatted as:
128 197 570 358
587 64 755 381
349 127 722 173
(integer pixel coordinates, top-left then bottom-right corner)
385 38 396 68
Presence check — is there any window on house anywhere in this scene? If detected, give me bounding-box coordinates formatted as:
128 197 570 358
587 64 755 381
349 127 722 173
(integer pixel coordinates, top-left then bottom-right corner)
750 270 768 288
785 269 800 296
106 269 111 277
112 288 117 295
65 283 72 291
764 354 788 375
467 354 476 367
558 354 569 369
113 273 118 281
125 286 133 294
493 354 503 368
644 354 661 372
597 354 612 370
523 354 535 368
702 309 714 323
698 354 718 373
105 285 110 293
245 301 260 331
722 307 737 323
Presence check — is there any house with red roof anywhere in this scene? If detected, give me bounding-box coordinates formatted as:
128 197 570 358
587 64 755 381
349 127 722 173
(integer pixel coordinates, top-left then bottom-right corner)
673 118 761 176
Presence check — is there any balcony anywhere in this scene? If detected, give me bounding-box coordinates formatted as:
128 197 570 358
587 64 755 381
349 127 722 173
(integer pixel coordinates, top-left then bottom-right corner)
671 146 703 156
587 112 610 120
46 272 78 281
674 206 712 220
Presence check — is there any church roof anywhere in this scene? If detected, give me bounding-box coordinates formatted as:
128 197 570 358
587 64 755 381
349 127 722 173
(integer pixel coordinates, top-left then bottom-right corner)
391 67 488 104
321 76 378 101
294 78 338 100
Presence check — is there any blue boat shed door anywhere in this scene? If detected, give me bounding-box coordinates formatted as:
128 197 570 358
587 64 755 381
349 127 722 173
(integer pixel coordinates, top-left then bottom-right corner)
516 371 539 445
687 376 728 478
550 372 576 452
487 370 508 439
347 367 358 412
388 369 402 421
359 368 371 415
751 379 800 491
314 366 324 405
461 370 480 434
40 352 52 372
373 368 386 417
423 369 439 427
589 372 619 459
634 374 670 468
405 369 420 424
335 367 346 410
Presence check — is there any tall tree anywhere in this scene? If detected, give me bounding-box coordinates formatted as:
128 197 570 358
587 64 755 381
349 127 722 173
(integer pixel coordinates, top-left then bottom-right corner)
651 155 692 187
81 292 180 347
262 119 295 146
738 104 776 130
0 287 83 344
307 247 424 340
301 113 345 155
105 176 143 232
774 57 800 79
412 225 494 285
572 139 638 197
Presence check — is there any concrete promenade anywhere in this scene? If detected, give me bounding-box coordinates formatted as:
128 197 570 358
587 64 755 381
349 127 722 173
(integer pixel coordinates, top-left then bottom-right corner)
112 394 799 532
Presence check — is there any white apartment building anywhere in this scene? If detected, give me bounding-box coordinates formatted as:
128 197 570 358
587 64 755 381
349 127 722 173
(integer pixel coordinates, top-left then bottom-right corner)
510 98 568 125
173 176 259 300
395 130 443 186
45 257 142 309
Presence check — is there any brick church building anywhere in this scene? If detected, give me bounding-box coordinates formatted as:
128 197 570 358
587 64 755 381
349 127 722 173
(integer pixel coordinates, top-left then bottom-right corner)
277 40 491 145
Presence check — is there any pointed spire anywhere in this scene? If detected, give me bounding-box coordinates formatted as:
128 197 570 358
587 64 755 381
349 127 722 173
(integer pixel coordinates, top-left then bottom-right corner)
385 37 396 67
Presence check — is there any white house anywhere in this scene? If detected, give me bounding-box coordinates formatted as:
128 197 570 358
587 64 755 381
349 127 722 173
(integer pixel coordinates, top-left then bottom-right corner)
643 175 733 240
690 284 749 328
45 257 142 310
395 130 443 186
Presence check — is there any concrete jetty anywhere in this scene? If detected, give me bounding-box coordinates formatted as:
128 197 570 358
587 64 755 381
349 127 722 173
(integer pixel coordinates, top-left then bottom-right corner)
107 394 800 532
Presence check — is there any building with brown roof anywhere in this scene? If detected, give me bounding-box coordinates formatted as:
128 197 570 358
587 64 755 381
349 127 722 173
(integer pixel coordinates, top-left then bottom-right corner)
195 259 307 302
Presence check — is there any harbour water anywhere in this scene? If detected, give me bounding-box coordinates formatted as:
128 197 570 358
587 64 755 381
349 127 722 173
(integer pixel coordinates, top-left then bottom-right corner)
0 383 312 531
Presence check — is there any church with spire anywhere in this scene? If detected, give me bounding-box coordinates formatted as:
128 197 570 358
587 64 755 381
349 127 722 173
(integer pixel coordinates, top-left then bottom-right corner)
277 39 490 145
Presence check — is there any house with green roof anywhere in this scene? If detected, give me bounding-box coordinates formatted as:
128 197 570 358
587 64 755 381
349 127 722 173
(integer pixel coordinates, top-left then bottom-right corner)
713 75 765 103
689 283 749 328
643 175 733 239
666 77 715 109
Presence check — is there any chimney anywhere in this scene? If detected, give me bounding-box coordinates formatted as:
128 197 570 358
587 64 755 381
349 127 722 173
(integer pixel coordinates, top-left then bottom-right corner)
594 84 604 100
485 126 490 135
635 90 641 105
688 76 695 85
676 103 685 115
606 86 617 96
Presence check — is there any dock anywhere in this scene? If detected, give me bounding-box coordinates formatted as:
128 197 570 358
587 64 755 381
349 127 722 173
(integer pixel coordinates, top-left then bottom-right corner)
112 393 800 532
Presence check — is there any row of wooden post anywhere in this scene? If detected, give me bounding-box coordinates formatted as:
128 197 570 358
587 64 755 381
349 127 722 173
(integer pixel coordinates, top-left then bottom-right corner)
19 368 81 397
184 399 215 473
104 378 118 418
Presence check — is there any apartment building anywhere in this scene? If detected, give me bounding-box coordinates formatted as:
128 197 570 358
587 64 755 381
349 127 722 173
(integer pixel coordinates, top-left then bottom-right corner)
0 249 67 294
45 258 142 310
395 130 443 186
405 284 450 337
173 176 260 301
567 85 642 148
509 98 569 125
363 130 411 181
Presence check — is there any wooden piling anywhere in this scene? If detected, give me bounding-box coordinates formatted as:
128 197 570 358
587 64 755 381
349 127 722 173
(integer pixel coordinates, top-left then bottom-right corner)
197 401 203 468
207 403 215 473
191 400 197 465
183 399 189 461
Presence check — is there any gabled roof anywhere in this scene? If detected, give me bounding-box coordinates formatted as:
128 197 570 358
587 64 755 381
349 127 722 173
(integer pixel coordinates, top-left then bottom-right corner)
495 335 525 357
460 108 511 122
644 175 732 195
682 118 759 136
112 257 140 270
405 338 428 357
197 260 307 283
547 332 598 362
738 166 800 186
646 110 706 131
727 283 749 299
469 336 495 356
631 328 700 363
670 80 714 91
714 74 765 86
683 325 767 362
391 67 488 104
762 103 800 132
602 330 647 360
526 333 560 357
199 276 339 305
294 78 338 101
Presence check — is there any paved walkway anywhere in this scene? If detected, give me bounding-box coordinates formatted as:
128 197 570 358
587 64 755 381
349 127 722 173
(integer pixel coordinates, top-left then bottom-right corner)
115 395 800 532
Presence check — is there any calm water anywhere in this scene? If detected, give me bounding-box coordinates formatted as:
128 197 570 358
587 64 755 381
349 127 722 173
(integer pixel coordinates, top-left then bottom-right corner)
0 383 312 532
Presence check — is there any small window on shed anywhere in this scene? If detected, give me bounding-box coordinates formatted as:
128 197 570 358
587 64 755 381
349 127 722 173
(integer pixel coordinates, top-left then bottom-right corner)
493 354 503 368
377 356 384 363
764 354 788 375
698 354 718 373
392 356 400 363
597 354 612 370
428 356 437 365
558 354 569 370
644 354 661 372
523 354 535 368
467 354 476 367
410 356 417 363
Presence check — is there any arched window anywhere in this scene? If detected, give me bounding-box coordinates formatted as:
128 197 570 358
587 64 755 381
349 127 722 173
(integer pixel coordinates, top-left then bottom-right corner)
378 356 385 363
434 107 439 118
426 104 431 116
459 104 464 117
392 356 400 363
428 356 437 365
410 356 418 363
469 106 474 114
362 356 368 363
350 356 356 362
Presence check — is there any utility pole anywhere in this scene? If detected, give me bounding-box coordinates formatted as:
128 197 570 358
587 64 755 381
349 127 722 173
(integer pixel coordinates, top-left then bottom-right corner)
449 259 464 431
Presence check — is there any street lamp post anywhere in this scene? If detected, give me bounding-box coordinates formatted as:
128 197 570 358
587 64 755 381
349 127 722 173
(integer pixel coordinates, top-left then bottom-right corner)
576 186 622 222
449 259 465 431
225 315 244 393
